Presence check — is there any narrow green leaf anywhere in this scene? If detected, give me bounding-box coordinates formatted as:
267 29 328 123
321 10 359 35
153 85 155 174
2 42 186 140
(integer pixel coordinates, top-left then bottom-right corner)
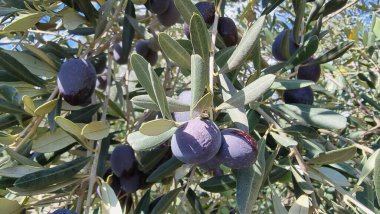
270 132 298 147
139 119 175 136
271 80 314 90
308 146 357 165
131 94 190 112
288 195 310 214
9 178 80 196
94 0 118 38
34 99 58 116
135 189 151 214
186 188 205 214
146 156 183 182
81 121 110 141
306 41 354 66
358 150 380 185
234 138 266 214
22 95 36 115
274 104 347 129
190 13 210 61
219 15 266 73
199 174 236 193
0 98 25 114
149 59 172 119
150 188 181 214
127 127 177 151
375 153 380 209
219 73 249 132
286 35 319 69
5 147 41 167
0 198 23 214
54 116 91 150
3 12 43 32
291 166 314 194
216 74 276 110
32 128 76 153
272 190 288 214
99 179 123 214
192 92 212 116
158 33 191 70
173 0 201 24
0 50 46 88
14 156 91 189
0 165 43 178
191 55 207 118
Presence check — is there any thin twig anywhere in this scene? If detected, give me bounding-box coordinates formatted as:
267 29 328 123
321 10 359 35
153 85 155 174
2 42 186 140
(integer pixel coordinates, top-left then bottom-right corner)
84 43 115 214
255 107 319 210
318 129 374 154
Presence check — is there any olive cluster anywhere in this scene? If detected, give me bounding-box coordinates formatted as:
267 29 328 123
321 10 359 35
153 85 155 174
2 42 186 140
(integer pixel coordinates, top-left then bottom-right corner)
171 117 258 170
184 2 238 47
272 30 322 105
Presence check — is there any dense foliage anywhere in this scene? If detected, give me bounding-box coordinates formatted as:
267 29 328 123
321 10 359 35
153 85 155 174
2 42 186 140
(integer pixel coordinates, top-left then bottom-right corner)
0 0 379 213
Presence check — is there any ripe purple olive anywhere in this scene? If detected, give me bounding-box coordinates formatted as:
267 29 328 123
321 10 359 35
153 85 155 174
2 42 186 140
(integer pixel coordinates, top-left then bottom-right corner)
283 87 314 105
217 17 239 47
119 170 142 193
157 0 180 27
51 209 77 214
135 40 158 65
195 2 215 25
272 29 299 61
111 145 136 177
145 0 170 15
296 59 321 83
171 117 222 165
57 58 96 106
216 128 258 169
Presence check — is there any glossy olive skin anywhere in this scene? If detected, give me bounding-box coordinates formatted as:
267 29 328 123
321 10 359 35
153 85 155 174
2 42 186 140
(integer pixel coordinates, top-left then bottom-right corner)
195 2 215 24
216 128 258 169
135 40 158 65
111 145 136 177
217 17 239 47
112 42 129 64
157 0 180 27
171 117 222 165
283 87 314 105
297 62 321 83
51 209 77 214
119 170 142 193
272 29 299 61
57 58 96 106
145 0 170 15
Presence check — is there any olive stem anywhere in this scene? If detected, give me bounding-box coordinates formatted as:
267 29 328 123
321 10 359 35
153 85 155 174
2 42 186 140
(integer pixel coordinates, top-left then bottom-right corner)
84 43 115 214
179 166 196 208
255 106 319 209
15 87 59 150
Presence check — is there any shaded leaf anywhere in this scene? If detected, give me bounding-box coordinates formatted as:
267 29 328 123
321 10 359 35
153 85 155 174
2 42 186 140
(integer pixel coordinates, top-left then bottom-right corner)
150 188 181 213
0 50 45 88
199 174 236 193
191 54 207 117
271 80 314 90
146 156 183 182
0 165 43 178
234 138 266 214
308 146 357 165
32 128 76 153
14 156 91 189
270 132 298 147
274 104 347 129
